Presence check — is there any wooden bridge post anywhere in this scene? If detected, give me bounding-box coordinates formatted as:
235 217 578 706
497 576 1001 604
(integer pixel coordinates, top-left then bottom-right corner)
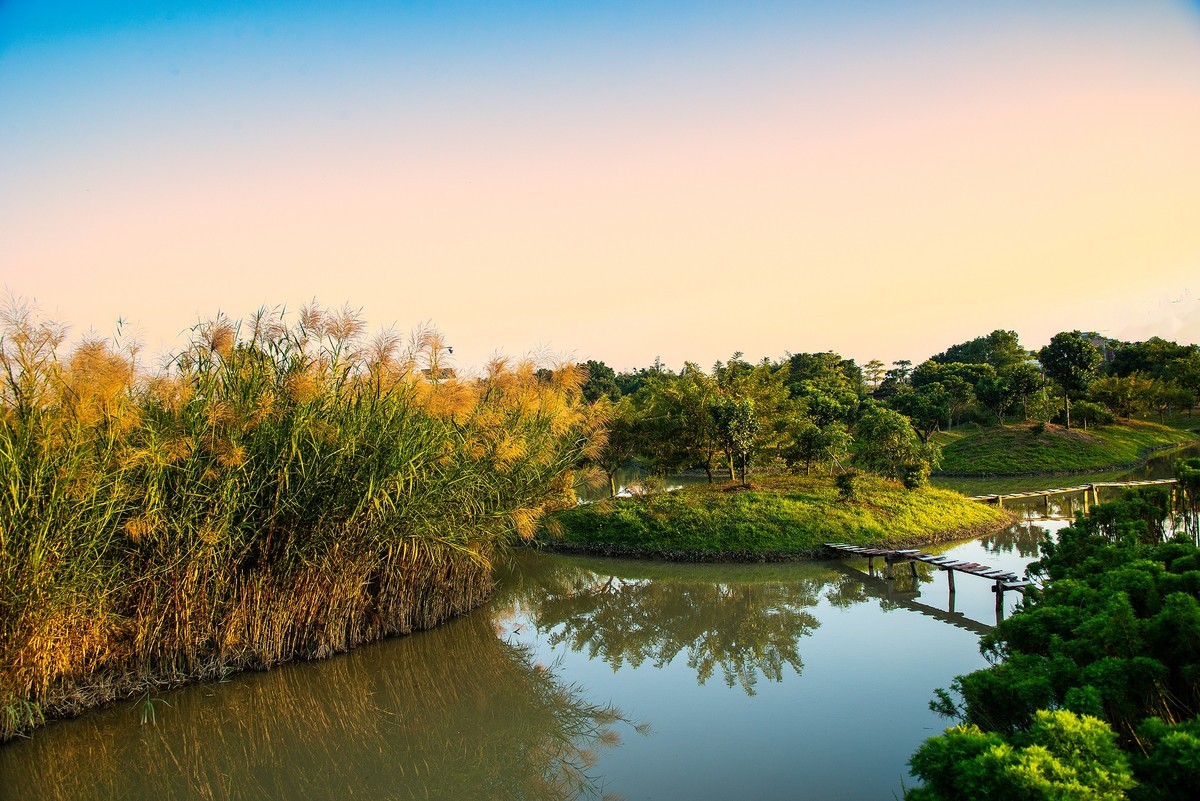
867 556 875 576
945 568 955 594
1044 494 1052 516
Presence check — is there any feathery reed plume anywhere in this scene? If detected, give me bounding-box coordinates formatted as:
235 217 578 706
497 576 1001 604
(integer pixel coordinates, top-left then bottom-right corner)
0 299 606 741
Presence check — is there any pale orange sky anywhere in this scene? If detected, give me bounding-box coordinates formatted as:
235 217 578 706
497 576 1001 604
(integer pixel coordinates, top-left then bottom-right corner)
2 1 1199 373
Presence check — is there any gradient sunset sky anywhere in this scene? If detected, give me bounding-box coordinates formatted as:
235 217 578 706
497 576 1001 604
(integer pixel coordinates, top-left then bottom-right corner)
3 1 1199 373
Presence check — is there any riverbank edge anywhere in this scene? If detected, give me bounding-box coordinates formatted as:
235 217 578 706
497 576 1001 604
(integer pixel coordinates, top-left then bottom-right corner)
1 554 496 744
537 512 1019 563
933 438 1199 479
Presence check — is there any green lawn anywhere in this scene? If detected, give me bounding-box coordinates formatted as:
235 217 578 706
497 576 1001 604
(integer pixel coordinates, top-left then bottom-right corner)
934 419 1196 476
547 475 1011 560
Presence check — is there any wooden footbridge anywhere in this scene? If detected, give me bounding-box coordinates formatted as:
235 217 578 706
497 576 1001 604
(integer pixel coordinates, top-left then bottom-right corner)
824 542 1033 610
967 478 1178 515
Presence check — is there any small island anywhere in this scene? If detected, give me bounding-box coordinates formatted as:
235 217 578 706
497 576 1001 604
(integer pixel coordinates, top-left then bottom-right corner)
549 475 1013 561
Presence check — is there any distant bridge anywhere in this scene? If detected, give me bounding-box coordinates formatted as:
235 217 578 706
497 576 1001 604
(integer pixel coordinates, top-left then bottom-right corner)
967 478 1178 515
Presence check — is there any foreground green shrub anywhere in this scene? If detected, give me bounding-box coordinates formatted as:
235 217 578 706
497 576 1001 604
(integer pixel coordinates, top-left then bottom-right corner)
908 481 1200 800
908 710 1134 801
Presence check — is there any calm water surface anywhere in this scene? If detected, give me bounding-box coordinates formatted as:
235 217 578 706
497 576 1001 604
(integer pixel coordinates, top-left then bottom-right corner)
0 516 1066 801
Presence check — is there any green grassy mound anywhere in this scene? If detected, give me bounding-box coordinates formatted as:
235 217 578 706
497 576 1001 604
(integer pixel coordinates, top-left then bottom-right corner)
547 475 1011 560
934 419 1195 476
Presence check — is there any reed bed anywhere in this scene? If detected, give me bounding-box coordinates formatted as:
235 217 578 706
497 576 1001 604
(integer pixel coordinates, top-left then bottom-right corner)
0 300 605 741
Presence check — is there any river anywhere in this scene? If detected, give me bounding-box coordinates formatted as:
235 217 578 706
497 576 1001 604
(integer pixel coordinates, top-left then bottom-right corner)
1 445 1194 800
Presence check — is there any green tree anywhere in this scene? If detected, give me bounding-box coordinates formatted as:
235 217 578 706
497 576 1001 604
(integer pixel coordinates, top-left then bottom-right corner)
580 359 621 402
974 373 1017 425
593 396 640 497
1039 331 1102 430
930 329 1028 372
1165 352 1200 416
863 359 886 391
1109 337 1197 381
889 384 951 442
783 420 851 476
1088 374 1155 418
1005 362 1043 421
714 397 759 484
854 404 939 480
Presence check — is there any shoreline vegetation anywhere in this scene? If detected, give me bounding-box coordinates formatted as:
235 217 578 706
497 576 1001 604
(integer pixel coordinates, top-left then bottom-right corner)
907 465 1200 799
546 475 1015 561
0 302 602 741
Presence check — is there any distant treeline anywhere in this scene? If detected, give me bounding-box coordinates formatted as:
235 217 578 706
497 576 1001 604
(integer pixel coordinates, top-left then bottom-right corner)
576 330 1200 493
0 301 602 740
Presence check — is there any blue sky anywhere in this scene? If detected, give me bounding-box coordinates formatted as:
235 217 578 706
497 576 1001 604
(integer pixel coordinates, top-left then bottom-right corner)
3 1 1199 371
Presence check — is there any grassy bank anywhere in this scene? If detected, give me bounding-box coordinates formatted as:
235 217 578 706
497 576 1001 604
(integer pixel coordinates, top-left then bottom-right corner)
934 419 1196 476
0 303 602 741
547 475 1012 560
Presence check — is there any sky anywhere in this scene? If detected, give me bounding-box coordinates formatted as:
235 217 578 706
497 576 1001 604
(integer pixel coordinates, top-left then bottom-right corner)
2 0 1199 374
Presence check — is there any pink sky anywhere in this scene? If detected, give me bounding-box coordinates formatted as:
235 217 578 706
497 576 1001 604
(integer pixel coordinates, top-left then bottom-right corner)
2 1 1199 373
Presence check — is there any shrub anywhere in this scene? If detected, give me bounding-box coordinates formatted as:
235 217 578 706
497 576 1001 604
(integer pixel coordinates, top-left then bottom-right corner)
835 469 860 501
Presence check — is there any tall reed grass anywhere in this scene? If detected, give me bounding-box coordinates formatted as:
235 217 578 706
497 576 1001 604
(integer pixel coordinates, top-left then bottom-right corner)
0 300 605 740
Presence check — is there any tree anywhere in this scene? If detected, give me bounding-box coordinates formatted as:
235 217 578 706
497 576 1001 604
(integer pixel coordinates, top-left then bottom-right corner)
580 360 621 403
1087 373 1155 418
714 397 759 484
1038 332 1101 430
973 374 1017 425
854 404 939 480
1165 352 1200 416
642 363 724 481
592 397 639 497
930 329 1028 372
1004 363 1042 421
783 420 851 476
1109 337 1197 380
863 359 886 391
889 384 951 442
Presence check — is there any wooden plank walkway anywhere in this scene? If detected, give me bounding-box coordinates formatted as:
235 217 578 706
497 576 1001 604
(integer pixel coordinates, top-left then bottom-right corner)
824 542 1033 598
966 478 1177 507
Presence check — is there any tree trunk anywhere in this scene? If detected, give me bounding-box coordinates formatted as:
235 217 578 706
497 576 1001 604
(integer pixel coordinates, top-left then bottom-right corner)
1064 395 1071 430
727 453 735 482
704 464 714 484
608 472 617 498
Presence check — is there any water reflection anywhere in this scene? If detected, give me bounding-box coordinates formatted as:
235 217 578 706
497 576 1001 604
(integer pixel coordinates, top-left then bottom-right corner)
0 612 638 801
498 556 827 695
3 532 1057 801
495 548 1034 694
976 519 1046 558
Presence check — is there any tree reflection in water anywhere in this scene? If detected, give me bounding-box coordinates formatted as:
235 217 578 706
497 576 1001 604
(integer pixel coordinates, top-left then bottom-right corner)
0 611 640 801
976 520 1052 559
497 555 827 695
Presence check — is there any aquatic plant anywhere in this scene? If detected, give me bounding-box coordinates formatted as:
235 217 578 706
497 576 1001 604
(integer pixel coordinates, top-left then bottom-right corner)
0 299 603 740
